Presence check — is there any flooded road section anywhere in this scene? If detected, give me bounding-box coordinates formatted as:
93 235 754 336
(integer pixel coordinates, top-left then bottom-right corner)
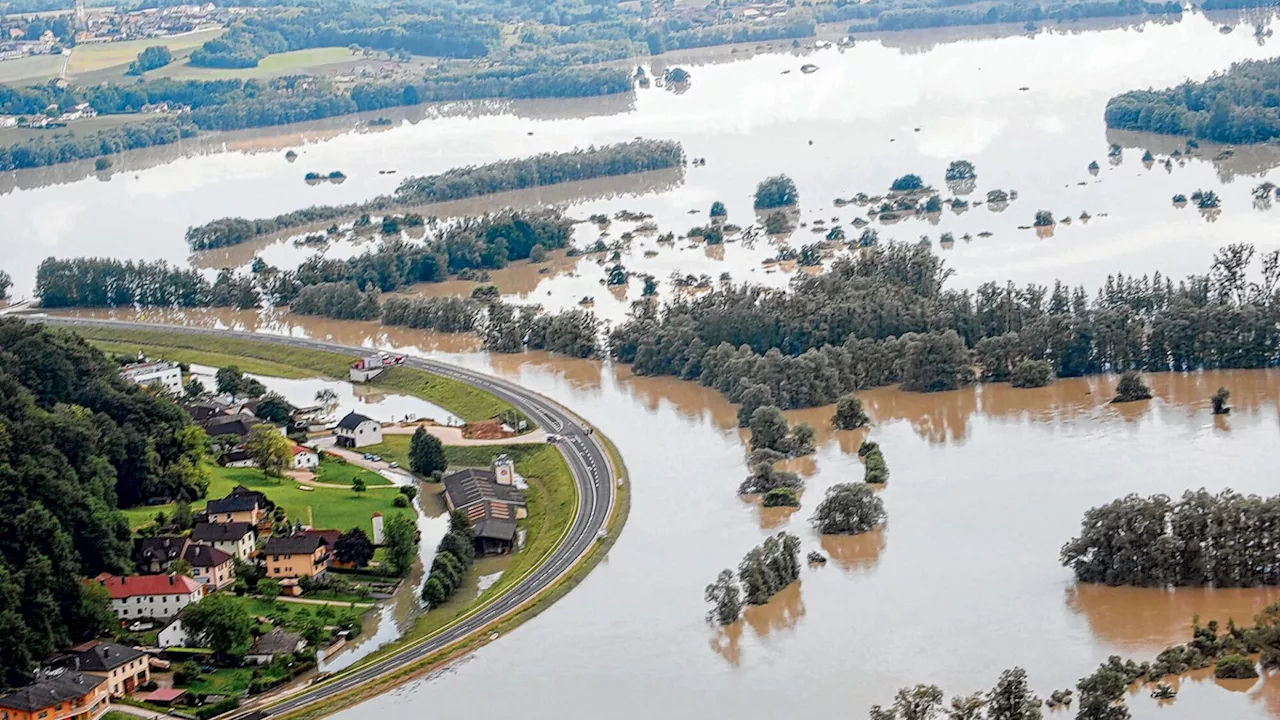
7 11 1280 324
58 310 1280 718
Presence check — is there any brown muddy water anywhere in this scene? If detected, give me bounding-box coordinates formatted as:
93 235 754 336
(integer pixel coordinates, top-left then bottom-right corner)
7 10 1280 325
52 308 1280 718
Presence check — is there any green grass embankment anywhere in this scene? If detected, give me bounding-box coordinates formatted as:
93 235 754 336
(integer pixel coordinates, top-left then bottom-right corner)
75 325 520 423
274 430 630 720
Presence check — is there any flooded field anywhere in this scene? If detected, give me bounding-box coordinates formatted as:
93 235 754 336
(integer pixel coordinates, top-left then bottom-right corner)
53 307 1280 718
6 11 1280 326
12 8 1280 718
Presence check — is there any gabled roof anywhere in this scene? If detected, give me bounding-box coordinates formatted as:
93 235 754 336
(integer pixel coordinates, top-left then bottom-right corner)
442 469 525 510
302 529 340 547
191 521 254 543
65 640 145 672
248 628 304 656
263 534 327 556
473 518 518 543
0 672 106 711
134 536 190 564
206 495 259 514
202 413 259 438
183 544 232 568
292 445 317 456
335 412 374 430
94 573 202 598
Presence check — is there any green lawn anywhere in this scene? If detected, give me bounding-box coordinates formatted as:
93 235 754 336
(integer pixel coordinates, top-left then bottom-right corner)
122 463 411 534
74 326 521 424
66 29 224 77
0 53 63 84
358 436 547 475
314 456 392 487
91 339 322 379
149 47 354 81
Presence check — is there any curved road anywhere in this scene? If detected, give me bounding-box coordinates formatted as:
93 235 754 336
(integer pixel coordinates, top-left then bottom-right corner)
33 317 618 719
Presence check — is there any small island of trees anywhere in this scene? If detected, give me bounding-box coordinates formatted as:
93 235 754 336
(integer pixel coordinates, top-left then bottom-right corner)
753 174 799 210
810 483 885 535
705 531 801 626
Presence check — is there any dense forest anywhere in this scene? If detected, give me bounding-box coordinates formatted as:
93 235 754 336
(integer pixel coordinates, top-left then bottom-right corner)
1061 489 1280 587
0 66 633 171
186 140 683 250
822 0 1180 31
0 319 209 685
1106 58 1280 144
609 242 1280 408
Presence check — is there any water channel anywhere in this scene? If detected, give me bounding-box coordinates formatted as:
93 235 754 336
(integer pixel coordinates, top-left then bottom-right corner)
9 9 1280 717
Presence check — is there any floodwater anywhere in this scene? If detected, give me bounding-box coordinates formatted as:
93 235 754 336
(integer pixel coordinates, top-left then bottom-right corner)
51 306 1280 718
7 11 1280 326
14 10 1280 717
185 363 462 426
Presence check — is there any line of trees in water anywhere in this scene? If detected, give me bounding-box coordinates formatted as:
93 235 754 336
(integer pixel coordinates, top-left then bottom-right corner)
186 140 683 250
0 65 635 171
608 242 1280 410
1061 488 1280 587
704 532 801 626
37 210 573 309
1106 57 1280 145
819 0 1180 31
874 602 1280 718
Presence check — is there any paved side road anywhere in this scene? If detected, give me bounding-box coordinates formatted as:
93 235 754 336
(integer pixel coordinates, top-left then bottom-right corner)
33 317 618 720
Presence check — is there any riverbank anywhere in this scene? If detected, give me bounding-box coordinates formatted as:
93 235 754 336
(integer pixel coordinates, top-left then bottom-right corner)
275 430 630 720
75 324 521 424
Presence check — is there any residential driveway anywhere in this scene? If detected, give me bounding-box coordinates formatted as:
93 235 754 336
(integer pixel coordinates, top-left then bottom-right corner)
310 438 416 485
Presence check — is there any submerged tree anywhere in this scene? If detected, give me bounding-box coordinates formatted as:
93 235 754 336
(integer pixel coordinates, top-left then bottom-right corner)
1111 371 1153 403
1211 387 1231 415
704 569 742 626
832 393 870 429
811 483 885 535
753 175 799 209
1010 359 1053 388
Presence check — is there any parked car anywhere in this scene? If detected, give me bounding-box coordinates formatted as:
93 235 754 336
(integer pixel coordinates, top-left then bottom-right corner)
388 461 399 469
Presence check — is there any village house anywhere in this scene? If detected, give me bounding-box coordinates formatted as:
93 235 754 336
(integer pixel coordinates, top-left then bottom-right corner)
119 359 182 395
183 545 234 590
245 629 305 665
95 573 203 621
263 533 330 580
0 671 109 720
291 445 319 469
441 455 527 555
203 486 269 525
333 412 381 448
190 521 256 561
54 641 149 698
156 616 188 649
132 537 232 588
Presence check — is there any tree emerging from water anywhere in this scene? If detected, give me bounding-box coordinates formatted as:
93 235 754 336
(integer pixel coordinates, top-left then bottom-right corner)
1061 489 1280 587
753 174 799 210
811 483 885 535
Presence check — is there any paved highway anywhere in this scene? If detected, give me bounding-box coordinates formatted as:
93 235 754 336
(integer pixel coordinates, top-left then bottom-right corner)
34 317 618 718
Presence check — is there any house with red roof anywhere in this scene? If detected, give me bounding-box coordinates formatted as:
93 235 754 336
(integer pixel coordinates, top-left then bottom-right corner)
291 445 319 470
93 573 203 622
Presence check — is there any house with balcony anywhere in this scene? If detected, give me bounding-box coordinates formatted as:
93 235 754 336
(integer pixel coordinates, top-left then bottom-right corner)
0 671 108 720
263 533 330 580
57 641 149 698
190 521 256 561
